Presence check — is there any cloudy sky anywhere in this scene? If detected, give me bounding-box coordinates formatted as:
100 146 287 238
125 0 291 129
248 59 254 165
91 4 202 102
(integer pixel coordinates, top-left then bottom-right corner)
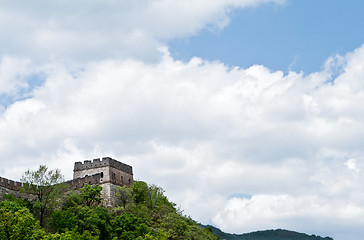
1 1 364 239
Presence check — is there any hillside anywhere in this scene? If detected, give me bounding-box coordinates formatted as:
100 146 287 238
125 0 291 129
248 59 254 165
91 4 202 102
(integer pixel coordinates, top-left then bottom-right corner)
0 167 334 240
203 225 334 240
0 181 219 240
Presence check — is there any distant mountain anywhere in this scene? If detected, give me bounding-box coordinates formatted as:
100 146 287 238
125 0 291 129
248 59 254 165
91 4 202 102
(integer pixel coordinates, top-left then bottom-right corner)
202 225 334 240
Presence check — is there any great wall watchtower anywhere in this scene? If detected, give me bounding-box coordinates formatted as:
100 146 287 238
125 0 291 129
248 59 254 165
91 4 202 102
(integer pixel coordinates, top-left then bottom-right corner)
0 157 133 206
73 157 133 206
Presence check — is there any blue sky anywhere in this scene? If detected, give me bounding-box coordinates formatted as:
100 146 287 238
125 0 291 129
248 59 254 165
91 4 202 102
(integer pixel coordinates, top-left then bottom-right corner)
169 0 364 73
1 1 364 240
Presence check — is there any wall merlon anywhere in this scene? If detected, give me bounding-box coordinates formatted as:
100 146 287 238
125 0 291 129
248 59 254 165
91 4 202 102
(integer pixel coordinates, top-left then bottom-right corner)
0 176 23 191
73 157 133 175
64 173 102 190
1 157 133 206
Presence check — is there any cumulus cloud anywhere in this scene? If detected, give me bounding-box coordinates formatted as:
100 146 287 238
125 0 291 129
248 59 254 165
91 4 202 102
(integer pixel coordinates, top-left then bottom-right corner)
0 56 31 95
213 194 364 240
0 0 284 62
1 44 364 239
2 1 364 239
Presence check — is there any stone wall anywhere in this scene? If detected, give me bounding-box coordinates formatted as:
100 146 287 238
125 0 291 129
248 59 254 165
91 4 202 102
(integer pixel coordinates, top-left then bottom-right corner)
64 173 102 191
0 177 36 201
0 176 23 191
1 157 133 207
0 185 20 200
74 157 133 175
73 157 133 189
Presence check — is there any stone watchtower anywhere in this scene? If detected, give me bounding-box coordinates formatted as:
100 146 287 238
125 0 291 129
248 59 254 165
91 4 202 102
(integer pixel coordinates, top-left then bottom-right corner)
73 157 133 206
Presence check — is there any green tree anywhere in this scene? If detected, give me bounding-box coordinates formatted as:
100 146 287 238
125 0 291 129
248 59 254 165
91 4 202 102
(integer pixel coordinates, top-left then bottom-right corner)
111 213 150 240
79 184 103 206
51 206 112 240
51 184 110 240
20 165 65 227
0 200 46 240
146 184 164 210
115 185 132 208
131 181 149 205
44 230 98 240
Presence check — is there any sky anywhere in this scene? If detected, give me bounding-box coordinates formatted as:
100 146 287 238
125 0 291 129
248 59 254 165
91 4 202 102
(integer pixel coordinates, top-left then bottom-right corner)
1 1 364 239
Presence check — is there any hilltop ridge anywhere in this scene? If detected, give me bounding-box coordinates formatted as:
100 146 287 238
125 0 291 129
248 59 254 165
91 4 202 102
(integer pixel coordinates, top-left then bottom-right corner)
203 225 333 240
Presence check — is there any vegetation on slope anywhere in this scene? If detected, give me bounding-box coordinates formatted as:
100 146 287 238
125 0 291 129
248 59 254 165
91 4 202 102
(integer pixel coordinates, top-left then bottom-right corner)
0 166 335 240
0 183 219 239
0 166 219 240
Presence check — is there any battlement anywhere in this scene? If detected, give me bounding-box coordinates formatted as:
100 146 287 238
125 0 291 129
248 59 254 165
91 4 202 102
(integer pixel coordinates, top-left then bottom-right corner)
64 173 102 190
74 157 133 175
1 157 133 206
0 177 23 191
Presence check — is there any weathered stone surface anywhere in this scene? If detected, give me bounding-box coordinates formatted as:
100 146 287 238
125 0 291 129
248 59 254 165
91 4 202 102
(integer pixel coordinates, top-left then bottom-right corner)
0 157 133 206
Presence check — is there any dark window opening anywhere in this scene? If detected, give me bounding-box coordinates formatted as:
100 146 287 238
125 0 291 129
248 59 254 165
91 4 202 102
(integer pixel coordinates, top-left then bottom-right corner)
100 172 104 178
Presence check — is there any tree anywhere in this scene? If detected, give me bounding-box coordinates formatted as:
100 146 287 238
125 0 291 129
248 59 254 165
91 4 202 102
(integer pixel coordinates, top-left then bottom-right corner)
111 213 150 240
79 184 103 206
20 165 65 227
131 181 149 205
115 185 132 208
0 200 46 240
51 206 112 240
146 184 164 210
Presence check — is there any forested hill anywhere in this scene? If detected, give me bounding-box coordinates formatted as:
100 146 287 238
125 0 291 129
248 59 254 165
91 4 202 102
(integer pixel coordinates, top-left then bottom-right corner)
203 225 334 240
0 164 334 240
0 176 219 239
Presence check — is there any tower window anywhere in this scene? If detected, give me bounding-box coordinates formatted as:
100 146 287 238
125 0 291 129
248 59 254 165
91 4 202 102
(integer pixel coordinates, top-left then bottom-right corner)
100 172 104 178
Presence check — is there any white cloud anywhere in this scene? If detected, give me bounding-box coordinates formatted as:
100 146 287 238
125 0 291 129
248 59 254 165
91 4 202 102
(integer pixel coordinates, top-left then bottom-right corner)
0 56 31 95
0 0 284 63
2 1 364 239
1 44 364 240
345 159 358 172
213 194 364 240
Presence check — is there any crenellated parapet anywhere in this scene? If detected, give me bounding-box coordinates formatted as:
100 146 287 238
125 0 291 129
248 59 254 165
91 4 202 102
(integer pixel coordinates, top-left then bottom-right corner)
1 157 133 206
0 176 23 191
64 173 102 190
74 157 133 175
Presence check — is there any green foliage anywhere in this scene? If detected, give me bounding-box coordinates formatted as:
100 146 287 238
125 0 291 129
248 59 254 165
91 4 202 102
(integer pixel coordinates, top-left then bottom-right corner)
51 206 112 240
20 165 66 227
1 177 219 240
61 191 83 209
111 213 149 239
113 181 220 240
44 230 98 240
131 181 149 204
0 200 46 240
145 184 164 209
79 184 103 206
115 186 132 208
